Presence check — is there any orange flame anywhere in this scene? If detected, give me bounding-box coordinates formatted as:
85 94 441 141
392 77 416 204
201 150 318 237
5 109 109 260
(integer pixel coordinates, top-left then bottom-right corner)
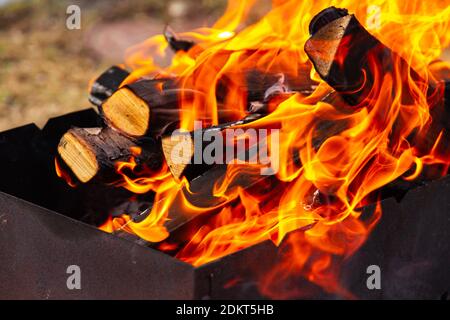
54 157 77 188
97 0 450 298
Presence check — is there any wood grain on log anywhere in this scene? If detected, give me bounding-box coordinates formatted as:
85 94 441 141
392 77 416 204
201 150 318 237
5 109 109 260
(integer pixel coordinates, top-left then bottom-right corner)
57 127 162 183
161 114 265 181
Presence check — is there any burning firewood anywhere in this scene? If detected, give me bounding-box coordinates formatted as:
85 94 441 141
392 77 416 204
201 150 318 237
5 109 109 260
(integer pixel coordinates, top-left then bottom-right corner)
305 7 450 156
161 114 266 181
218 67 317 113
100 78 243 138
93 58 317 140
58 81 349 186
248 73 294 114
162 110 351 183
304 7 449 109
164 26 196 53
57 127 162 183
305 7 426 107
89 66 130 107
100 78 180 137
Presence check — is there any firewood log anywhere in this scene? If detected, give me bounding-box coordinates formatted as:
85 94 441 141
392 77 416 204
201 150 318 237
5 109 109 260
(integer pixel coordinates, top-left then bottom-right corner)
89 66 130 107
161 109 350 182
100 78 179 138
305 7 427 107
57 127 162 183
119 116 348 243
161 114 269 181
305 7 450 158
100 78 243 138
56 114 261 185
164 26 195 52
99 64 318 137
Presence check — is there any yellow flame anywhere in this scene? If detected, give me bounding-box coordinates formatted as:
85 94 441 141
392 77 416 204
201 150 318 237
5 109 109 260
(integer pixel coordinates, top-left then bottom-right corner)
98 0 450 298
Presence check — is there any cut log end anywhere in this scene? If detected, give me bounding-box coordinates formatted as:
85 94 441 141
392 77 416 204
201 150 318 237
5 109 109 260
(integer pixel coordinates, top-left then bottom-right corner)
102 88 150 137
304 14 353 78
160 116 264 181
57 127 162 184
58 129 101 183
161 133 194 180
89 66 130 107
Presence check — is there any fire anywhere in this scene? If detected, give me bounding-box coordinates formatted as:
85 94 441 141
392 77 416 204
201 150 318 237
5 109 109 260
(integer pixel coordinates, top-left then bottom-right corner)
54 157 77 188
95 0 450 297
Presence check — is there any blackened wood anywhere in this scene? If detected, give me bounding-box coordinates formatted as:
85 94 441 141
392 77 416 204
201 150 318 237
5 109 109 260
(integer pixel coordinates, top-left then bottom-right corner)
57 127 162 184
305 8 450 158
100 78 182 137
304 8 442 109
164 26 195 52
161 114 266 181
89 66 130 107
118 100 351 241
219 68 317 112
308 7 349 35
101 78 243 138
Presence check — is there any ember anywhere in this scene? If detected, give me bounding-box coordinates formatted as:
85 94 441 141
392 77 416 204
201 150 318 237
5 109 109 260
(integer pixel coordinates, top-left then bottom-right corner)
52 0 450 299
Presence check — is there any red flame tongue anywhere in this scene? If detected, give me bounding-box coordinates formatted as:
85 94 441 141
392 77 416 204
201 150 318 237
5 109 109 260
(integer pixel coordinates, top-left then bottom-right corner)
103 0 450 298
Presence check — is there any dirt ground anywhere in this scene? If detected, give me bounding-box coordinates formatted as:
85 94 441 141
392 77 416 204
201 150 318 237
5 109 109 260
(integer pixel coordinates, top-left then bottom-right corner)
0 0 225 131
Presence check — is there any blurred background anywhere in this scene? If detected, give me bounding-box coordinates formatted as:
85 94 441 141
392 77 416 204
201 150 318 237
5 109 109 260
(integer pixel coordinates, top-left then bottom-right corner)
0 0 229 131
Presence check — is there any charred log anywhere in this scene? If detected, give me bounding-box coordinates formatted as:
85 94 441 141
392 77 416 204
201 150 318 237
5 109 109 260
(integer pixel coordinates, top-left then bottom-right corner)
164 26 196 52
101 78 242 138
304 7 427 107
305 7 450 158
89 66 130 107
57 127 162 183
161 114 268 181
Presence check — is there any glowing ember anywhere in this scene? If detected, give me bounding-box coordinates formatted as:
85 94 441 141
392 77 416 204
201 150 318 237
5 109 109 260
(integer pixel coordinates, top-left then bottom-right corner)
91 0 450 297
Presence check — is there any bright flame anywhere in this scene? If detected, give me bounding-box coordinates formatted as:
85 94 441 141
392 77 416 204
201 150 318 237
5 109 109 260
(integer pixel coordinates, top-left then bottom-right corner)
98 0 450 298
